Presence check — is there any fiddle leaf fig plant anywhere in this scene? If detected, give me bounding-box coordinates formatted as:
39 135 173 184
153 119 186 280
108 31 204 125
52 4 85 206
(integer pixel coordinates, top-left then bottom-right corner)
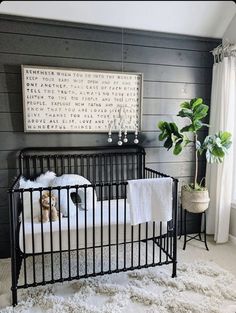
158 98 232 190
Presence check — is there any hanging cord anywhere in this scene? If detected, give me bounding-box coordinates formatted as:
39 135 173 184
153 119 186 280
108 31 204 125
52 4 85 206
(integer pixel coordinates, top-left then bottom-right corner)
213 52 216 64
218 45 221 63
121 27 124 72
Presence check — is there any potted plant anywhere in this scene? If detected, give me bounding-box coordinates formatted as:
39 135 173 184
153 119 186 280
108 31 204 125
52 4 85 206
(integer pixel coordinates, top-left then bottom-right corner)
158 98 232 213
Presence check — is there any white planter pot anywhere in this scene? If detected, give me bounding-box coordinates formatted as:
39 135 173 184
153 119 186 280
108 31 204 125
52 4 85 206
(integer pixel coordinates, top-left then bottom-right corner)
181 186 210 213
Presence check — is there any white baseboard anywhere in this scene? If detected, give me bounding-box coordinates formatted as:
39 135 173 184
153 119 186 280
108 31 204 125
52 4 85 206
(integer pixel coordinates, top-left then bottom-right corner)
229 234 236 245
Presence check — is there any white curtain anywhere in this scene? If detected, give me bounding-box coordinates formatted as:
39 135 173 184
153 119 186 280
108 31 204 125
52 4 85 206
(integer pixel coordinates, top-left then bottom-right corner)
206 55 236 243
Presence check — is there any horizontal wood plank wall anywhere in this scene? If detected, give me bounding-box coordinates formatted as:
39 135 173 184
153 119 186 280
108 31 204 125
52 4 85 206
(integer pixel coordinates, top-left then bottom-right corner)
0 14 220 257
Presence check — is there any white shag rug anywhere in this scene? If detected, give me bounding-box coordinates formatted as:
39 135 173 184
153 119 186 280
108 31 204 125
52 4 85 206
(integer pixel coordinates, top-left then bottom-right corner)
0 244 236 313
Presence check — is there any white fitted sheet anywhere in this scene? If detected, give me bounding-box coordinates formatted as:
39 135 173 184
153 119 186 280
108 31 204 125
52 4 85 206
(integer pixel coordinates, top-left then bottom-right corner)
19 199 168 254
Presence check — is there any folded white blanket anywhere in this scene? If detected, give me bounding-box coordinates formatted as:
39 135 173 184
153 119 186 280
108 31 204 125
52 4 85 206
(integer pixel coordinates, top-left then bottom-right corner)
127 178 173 225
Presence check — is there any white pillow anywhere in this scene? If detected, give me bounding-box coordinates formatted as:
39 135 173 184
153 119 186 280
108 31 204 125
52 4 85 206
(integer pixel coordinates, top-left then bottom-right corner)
50 174 97 217
19 171 56 221
35 171 56 186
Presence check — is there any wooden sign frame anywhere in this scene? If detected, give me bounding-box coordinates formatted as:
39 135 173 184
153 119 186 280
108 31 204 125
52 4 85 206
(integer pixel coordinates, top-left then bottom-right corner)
21 65 143 133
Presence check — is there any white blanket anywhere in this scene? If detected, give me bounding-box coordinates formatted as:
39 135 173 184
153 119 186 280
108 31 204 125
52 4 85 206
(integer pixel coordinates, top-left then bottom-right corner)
127 178 173 225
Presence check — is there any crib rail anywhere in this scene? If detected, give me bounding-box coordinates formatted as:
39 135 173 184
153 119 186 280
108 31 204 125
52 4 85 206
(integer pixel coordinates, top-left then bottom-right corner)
18 145 145 183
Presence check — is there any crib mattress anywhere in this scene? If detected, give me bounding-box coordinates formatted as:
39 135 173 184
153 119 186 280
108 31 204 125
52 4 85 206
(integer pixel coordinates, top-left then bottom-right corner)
19 199 168 254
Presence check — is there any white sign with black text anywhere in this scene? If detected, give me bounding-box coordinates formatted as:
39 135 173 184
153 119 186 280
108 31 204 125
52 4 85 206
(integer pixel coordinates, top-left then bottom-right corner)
21 65 143 133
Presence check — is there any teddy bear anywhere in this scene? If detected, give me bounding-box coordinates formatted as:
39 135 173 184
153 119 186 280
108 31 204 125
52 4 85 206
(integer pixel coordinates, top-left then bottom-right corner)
38 191 59 223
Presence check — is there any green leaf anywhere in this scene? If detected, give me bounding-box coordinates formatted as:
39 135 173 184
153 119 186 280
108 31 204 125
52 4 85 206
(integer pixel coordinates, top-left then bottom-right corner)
159 132 168 141
190 98 197 107
173 143 182 155
169 122 179 133
180 125 195 132
193 120 203 131
201 131 232 164
158 121 165 131
164 137 173 150
219 131 232 143
193 104 209 120
180 101 191 109
192 98 203 109
177 108 193 119
212 146 225 158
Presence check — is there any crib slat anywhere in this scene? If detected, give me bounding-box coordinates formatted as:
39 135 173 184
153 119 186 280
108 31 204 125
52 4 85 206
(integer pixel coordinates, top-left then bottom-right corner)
49 189 54 282
84 186 88 276
152 221 155 265
115 154 118 184
26 156 30 178
30 189 36 285
116 184 119 271
68 155 72 173
67 187 71 280
98 155 102 184
39 189 45 284
164 227 166 252
126 154 129 180
166 222 169 263
61 156 65 175
87 157 90 181
100 185 103 273
92 186 96 275
104 154 108 184
74 155 78 175
76 185 79 278
21 191 27 286
121 155 124 196
110 154 113 198
33 156 37 177
124 184 127 270
58 188 63 281
159 222 162 263
92 155 96 184
54 155 57 174
81 156 84 177
138 224 141 267
131 225 134 269
108 184 111 273
39 156 44 174
132 154 135 179
47 156 50 171
145 222 148 266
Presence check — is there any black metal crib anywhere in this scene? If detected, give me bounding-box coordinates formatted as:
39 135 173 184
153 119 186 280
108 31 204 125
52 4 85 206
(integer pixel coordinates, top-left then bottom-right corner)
9 145 178 306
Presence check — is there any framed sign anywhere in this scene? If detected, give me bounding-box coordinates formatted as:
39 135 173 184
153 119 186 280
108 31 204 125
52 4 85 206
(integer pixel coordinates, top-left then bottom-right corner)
21 65 143 133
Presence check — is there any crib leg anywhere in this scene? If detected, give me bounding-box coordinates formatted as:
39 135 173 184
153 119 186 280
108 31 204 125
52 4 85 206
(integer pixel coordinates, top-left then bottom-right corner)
12 287 18 307
172 179 178 278
9 191 18 307
172 262 177 278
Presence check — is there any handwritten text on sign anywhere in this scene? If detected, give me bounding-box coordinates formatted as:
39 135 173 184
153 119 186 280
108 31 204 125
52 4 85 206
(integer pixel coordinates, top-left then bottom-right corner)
22 66 142 132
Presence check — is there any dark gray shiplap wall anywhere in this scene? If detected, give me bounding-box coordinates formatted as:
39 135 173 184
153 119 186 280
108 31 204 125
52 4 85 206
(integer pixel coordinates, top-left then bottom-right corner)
0 15 219 257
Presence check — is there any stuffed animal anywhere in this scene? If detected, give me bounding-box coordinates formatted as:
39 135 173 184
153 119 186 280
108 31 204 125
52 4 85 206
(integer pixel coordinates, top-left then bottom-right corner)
38 192 58 223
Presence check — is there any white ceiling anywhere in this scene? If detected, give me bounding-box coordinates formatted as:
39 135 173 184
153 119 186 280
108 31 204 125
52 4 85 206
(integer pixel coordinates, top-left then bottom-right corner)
0 1 236 38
